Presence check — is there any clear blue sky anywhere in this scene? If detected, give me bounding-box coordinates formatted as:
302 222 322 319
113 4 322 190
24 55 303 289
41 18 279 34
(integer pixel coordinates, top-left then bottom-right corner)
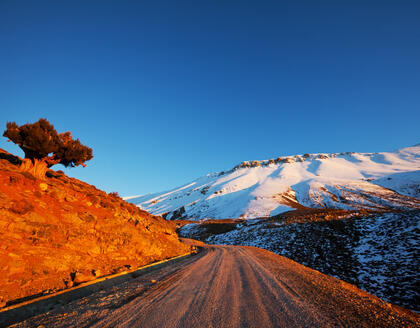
1 1 419 196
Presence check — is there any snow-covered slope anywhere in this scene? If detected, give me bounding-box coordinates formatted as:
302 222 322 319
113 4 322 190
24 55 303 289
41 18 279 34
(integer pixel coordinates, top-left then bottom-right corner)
126 145 420 220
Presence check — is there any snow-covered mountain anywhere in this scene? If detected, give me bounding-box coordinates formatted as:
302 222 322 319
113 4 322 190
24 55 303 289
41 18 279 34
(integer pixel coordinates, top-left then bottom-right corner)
126 144 420 220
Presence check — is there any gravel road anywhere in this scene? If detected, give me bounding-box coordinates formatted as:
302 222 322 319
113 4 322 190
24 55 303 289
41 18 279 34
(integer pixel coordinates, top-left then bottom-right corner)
12 244 419 328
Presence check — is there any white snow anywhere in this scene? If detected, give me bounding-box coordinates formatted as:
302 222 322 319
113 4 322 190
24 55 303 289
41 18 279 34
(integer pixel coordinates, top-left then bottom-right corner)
126 144 420 220
374 170 420 198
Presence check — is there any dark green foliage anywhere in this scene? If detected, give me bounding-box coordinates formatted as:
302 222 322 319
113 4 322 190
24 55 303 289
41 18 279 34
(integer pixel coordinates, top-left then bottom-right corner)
3 118 93 168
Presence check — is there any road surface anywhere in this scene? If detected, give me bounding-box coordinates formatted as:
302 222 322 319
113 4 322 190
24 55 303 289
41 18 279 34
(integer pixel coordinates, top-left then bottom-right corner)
12 244 419 327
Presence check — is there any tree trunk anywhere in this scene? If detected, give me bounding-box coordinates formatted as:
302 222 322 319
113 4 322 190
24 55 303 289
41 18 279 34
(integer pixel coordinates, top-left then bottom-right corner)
19 158 48 179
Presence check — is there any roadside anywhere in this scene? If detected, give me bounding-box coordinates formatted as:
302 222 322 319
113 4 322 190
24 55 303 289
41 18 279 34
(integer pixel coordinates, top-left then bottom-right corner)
1 250 197 327
10 244 419 328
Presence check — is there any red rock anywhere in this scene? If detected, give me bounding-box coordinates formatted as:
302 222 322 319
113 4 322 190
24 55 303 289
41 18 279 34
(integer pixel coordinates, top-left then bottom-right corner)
0 148 190 306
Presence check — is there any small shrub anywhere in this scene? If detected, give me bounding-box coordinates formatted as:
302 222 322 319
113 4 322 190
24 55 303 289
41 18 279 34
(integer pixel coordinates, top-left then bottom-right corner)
109 191 121 198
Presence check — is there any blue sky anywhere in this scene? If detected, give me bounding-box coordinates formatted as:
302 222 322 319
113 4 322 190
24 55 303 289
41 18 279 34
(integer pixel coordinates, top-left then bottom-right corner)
1 1 419 196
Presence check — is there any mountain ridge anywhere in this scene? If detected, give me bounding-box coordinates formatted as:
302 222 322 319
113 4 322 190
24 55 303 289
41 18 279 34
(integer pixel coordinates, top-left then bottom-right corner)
127 144 420 220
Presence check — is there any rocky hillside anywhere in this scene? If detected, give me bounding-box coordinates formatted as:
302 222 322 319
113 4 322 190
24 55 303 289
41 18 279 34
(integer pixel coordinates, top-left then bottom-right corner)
127 144 420 220
0 149 190 308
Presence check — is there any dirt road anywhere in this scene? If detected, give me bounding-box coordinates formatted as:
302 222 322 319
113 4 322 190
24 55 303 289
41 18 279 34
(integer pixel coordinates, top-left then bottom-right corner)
12 245 419 328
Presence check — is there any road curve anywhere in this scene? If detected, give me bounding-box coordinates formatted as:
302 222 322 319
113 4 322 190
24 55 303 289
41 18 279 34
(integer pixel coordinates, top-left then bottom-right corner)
14 245 419 328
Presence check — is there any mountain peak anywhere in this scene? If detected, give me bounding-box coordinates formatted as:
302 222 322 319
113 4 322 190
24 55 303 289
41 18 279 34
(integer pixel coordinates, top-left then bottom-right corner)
127 145 420 220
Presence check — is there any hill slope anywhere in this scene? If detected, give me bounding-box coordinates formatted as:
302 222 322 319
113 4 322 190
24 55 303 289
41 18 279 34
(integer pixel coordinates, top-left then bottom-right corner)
0 149 190 308
127 145 420 220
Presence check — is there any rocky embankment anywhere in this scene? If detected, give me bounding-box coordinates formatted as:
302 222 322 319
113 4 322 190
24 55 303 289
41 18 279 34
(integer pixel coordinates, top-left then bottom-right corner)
0 149 190 308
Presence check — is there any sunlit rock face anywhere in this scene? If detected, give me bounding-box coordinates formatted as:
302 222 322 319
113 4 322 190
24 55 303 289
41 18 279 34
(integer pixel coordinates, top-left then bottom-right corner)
0 148 189 307
128 145 420 220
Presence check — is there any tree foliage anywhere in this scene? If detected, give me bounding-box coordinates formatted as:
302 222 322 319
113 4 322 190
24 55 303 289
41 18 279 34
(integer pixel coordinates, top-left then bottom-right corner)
3 118 93 168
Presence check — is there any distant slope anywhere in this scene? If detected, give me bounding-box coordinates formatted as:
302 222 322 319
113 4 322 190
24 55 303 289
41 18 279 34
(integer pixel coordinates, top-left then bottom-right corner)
0 149 190 308
374 170 420 198
127 145 420 220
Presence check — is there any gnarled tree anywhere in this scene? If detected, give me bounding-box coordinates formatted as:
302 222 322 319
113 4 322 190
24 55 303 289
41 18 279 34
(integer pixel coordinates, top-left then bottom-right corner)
3 119 93 177
54 131 93 168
